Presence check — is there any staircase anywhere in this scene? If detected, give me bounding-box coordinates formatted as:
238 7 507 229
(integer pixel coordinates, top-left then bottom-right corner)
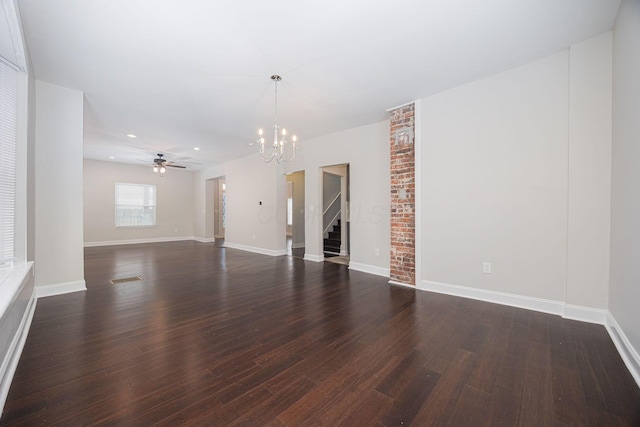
323 219 341 258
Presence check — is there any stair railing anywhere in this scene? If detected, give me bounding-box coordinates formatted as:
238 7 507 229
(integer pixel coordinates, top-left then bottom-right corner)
323 191 341 237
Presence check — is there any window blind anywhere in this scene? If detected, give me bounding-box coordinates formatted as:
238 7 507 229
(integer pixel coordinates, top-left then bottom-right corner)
115 183 156 227
0 60 17 266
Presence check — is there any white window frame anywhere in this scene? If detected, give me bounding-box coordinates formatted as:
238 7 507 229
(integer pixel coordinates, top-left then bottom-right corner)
115 183 157 228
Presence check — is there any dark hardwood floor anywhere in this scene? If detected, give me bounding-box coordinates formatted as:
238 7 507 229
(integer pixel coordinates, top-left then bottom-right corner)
2 241 639 425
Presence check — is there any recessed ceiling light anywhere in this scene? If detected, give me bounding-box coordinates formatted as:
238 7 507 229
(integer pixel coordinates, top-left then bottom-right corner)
109 156 115 159
127 134 137 138
193 147 200 151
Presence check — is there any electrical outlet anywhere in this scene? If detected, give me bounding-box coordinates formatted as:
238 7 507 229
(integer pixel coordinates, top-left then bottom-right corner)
483 262 491 274
375 248 380 256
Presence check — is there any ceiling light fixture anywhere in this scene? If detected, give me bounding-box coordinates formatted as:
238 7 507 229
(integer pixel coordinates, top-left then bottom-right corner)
151 154 185 174
193 147 200 151
127 134 137 138
109 156 115 159
256 75 297 163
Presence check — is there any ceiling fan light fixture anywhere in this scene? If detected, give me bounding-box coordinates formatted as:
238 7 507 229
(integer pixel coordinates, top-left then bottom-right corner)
151 153 186 173
126 134 137 138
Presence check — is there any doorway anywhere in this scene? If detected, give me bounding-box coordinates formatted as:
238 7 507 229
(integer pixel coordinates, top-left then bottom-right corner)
321 164 349 265
285 171 305 258
216 179 226 239
205 177 226 244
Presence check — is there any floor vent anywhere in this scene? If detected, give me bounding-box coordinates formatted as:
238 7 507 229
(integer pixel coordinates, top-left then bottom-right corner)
110 276 143 284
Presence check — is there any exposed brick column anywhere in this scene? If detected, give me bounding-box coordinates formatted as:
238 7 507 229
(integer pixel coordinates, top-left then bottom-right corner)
389 104 415 285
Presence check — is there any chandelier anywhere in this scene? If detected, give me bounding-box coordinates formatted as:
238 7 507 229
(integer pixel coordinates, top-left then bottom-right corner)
256 75 297 163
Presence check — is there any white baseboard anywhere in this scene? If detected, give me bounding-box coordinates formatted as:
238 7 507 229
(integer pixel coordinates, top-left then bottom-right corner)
0 288 36 413
421 280 566 316
420 279 612 324
223 242 287 257
304 254 324 262
36 280 87 298
388 280 415 289
564 304 608 325
84 236 194 247
193 237 216 243
606 313 640 387
291 243 305 249
349 262 390 278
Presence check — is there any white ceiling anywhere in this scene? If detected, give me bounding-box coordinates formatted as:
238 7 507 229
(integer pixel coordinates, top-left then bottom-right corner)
17 0 620 170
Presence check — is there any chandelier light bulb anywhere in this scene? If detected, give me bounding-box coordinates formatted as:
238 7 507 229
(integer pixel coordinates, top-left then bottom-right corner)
159 166 166 174
292 135 297 142
282 128 287 136
258 128 263 136
153 166 158 173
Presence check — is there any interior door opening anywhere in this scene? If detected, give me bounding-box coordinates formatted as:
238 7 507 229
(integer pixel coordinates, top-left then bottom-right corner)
321 164 349 266
285 171 305 258
205 176 225 244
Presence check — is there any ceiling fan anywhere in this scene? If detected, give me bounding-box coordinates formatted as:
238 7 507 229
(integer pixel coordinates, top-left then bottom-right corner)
152 153 186 173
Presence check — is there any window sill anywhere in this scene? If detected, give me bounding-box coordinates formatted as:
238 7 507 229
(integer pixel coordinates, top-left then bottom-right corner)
0 262 33 316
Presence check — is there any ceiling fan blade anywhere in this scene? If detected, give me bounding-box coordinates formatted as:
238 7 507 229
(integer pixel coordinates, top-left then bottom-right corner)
165 164 186 169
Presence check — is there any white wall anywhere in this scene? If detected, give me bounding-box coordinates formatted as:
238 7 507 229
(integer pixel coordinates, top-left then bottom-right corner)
567 33 612 310
610 0 640 364
34 80 85 290
420 51 570 301
83 159 194 243
419 37 614 313
222 154 286 253
283 121 389 271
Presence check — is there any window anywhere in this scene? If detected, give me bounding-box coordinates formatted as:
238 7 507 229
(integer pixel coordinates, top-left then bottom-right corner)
0 60 18 267
115 183 156 227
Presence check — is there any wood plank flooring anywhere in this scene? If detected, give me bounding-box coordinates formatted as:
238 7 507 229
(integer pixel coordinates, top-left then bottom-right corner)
2 241 639 425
